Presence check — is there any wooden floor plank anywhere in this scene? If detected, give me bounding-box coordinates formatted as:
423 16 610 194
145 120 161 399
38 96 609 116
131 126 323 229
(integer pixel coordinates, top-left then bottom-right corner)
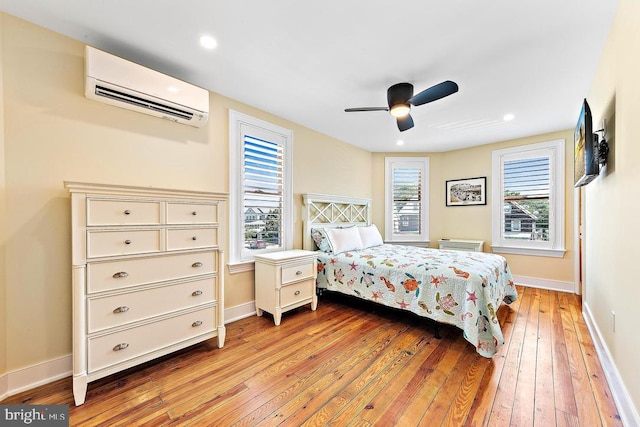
0 287 621 426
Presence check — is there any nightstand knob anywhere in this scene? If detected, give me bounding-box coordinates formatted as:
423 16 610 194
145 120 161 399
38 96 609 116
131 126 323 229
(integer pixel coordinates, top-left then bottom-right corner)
192 211 197 216
192 320 203 327
296 270 303 275
192 236 197 241
192 290 203 296
113 272 129 279
192 262 203 268
295 290 301 296
124 210 131 215
113 343 129 351
113 306 129 314
124 239 132 245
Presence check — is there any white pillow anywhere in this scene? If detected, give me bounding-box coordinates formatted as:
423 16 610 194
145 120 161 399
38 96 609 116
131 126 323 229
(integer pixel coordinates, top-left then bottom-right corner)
358 224 384 248
325 226 364 254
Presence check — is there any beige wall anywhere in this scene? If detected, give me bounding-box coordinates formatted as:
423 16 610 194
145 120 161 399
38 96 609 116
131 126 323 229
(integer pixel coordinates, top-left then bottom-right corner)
585 0 640 414
0 14 371 371
0 14 8 379
372 128 575 282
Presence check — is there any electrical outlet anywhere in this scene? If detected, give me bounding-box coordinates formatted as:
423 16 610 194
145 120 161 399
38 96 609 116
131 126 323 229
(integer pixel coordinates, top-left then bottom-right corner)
611 310 616 333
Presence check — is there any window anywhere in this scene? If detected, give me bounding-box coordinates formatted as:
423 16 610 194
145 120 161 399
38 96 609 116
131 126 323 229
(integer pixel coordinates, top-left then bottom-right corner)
491 139 565 257
229 111 292 272
384 157 429 243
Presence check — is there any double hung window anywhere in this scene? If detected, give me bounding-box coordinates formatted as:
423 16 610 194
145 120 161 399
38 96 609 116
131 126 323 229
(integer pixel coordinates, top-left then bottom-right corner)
491 140 565 257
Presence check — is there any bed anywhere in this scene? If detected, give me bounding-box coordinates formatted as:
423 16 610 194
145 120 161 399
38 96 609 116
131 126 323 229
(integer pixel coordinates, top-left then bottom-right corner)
302 193 518 358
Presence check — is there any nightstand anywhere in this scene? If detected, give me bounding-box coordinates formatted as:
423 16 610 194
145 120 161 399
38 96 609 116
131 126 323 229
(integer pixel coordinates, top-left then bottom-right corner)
254 250 318 325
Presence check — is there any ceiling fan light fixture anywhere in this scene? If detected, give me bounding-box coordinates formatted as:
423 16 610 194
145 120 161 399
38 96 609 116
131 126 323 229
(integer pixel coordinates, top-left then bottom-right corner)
390 103 410 118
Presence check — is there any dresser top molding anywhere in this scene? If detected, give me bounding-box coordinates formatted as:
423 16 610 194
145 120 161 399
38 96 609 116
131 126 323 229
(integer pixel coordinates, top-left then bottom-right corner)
64 181 228 200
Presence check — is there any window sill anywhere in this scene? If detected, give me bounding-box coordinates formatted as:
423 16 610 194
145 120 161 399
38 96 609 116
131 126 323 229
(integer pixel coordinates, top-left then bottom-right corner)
227 261 255 274
491 245 566 258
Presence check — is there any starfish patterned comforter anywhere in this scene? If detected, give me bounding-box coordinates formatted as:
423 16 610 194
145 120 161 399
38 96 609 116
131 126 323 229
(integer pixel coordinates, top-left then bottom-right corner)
316 244 518 357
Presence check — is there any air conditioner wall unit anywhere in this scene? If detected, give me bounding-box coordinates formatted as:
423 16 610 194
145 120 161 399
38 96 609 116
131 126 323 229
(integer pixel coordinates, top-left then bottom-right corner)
85 46 209 127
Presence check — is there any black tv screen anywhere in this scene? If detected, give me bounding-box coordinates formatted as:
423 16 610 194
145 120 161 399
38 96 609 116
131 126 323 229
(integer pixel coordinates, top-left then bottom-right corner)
574 99 599 187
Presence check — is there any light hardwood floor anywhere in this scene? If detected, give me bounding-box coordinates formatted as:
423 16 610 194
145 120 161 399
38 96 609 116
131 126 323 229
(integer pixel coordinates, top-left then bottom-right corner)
2 286 622 426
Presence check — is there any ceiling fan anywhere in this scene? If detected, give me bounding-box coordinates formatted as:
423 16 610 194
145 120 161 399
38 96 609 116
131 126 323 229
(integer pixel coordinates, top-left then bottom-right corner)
344 80 459 132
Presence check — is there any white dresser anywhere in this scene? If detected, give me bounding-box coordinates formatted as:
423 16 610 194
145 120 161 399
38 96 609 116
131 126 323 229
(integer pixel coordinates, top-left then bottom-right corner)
65 182 227 405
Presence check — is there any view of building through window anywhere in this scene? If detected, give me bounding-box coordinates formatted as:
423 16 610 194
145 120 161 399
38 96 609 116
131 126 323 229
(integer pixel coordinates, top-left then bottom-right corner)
392 167 422 235
503 156 550 241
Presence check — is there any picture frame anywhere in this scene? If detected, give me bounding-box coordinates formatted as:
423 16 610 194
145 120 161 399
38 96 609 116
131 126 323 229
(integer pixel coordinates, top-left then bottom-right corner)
446 176 487 206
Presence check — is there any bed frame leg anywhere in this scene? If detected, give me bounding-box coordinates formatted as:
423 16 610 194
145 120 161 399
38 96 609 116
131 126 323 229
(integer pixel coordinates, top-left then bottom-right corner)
434 324 442 339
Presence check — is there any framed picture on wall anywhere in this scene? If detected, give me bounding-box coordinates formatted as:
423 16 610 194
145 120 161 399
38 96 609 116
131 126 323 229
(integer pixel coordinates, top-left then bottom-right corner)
446 177 487 206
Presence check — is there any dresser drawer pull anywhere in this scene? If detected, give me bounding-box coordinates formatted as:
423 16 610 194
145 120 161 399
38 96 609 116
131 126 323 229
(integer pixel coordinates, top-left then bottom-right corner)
192 320 203 327
113 306 130 314
192 262 203 268
124 239 132 245
124 210 131 215
192 290 203 296
113 343 129 351
192 236 197 241
112 271 129 279
294 290 301 296
192 211 198 216
296 270 303 275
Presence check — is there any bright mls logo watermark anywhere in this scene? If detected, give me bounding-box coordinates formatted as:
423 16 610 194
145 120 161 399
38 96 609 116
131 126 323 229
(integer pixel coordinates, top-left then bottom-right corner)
0 405 68 426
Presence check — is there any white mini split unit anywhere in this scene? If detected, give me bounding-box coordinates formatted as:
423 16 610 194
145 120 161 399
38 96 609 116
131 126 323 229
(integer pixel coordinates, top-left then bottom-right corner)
85 46 209 127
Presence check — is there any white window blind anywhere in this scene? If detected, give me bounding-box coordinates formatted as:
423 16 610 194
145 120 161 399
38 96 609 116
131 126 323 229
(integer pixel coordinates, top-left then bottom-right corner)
243 135 283 251
385 157 429 242
503 156 550 241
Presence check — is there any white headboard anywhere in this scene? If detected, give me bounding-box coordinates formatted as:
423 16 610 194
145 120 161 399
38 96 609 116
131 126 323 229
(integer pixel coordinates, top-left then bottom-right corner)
302 193 372 250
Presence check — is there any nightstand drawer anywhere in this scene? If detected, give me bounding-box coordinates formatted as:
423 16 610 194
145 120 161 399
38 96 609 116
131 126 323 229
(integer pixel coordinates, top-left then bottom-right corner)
88 306 216 373
167 203 218 224
87 200 161 226
281 279 314 307
282 262 314 285
87 277 216 333
167 227 218 250
87 230 161 258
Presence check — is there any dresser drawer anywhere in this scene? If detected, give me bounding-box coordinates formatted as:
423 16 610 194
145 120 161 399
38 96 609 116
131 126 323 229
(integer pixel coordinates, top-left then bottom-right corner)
87 200 161 226
87 230 161 258
281 262 315 285
167 228 218 251
87 277 216 333
87 251 217 293
280 280 314 308
167 203 218 224
88 306 216 373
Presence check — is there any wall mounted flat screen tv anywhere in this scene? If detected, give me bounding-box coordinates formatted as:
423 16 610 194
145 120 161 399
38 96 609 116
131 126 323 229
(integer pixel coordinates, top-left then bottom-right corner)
574 99 599 187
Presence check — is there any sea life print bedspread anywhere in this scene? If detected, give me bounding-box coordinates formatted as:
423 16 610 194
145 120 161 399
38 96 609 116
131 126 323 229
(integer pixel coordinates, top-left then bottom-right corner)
316 244 518 357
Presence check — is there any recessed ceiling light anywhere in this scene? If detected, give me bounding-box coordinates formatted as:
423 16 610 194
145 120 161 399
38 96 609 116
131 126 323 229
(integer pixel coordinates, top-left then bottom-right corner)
396 140 404 146
503 113 515 121
199 35 218 50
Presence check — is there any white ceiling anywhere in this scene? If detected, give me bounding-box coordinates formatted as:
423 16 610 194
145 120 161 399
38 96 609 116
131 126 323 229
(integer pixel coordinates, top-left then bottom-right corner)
0 0 620 152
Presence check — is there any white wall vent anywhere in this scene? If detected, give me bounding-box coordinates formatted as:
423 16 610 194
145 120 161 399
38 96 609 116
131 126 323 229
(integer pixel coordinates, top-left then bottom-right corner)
85 46 209 127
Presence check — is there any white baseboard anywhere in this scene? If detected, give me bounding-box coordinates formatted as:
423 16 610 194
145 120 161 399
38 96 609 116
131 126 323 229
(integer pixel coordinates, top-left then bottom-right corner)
0 371 8 402
224 300 257 324
583 302 640 426
2 354 72 400
0 303 258 400
512 275 574 293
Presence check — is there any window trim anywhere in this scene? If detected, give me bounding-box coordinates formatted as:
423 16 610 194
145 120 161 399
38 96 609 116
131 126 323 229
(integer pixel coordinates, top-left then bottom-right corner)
491 139 565 258
384 157 430 243
228 110 293 273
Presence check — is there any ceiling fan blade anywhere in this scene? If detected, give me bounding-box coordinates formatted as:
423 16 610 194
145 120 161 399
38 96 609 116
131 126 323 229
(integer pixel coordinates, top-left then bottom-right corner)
409 80 459 106
344 107 389 112
397 114 414 132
